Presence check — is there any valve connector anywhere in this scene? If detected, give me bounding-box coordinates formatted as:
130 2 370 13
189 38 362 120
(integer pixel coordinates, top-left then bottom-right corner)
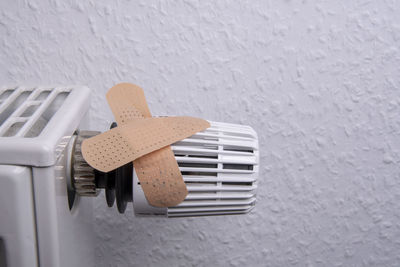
71 124 134 214
72 131 100 196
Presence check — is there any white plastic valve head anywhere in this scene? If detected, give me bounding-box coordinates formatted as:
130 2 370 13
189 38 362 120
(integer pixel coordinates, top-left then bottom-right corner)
133 120 259 217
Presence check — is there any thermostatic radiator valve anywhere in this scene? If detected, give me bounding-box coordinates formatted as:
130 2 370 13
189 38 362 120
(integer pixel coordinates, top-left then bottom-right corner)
70 121 259 217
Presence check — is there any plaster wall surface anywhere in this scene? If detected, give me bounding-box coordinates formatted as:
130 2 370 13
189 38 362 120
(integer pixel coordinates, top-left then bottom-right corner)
1 1 400 266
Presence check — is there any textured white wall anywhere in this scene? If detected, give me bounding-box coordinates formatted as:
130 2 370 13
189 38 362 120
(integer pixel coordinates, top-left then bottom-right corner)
1 1 400 266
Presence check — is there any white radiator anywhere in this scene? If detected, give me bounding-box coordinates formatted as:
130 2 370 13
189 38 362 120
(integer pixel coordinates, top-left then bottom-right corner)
0 86 93 267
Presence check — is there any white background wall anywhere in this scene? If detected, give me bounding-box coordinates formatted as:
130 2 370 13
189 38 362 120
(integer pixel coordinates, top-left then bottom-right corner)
1 1 400 266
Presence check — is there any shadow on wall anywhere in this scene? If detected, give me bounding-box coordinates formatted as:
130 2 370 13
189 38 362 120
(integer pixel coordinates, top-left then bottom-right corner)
0 238 7 267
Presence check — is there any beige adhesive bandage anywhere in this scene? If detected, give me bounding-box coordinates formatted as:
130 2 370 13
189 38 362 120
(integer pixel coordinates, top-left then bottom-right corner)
106 83 191 207
81 116 209 173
